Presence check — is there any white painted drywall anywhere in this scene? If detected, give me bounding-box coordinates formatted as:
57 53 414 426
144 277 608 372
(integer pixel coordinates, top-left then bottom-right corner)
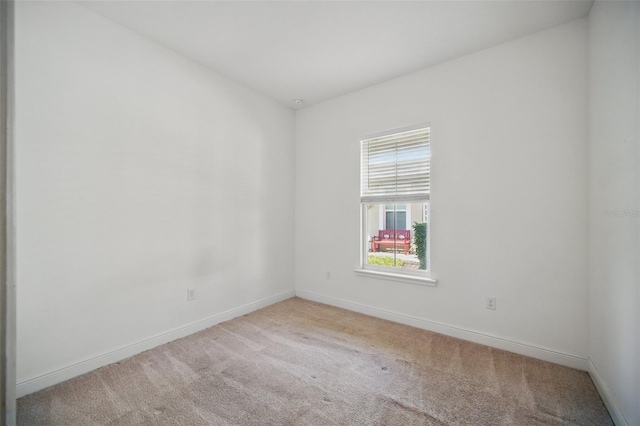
1 0 17 422
588 1 640 424
295 20 589 359
15 1 295 387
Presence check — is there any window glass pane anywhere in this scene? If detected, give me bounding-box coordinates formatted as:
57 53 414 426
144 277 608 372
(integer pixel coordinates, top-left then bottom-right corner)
361 127 430 201
414 207 428 270
366 203 425 271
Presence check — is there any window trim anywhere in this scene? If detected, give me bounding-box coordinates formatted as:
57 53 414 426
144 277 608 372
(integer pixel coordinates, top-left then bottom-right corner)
354 268 437 287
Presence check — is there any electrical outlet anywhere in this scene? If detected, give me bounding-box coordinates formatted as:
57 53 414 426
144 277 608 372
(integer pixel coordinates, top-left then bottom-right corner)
325 271 332 280
187 288 196 301
486 297 496 310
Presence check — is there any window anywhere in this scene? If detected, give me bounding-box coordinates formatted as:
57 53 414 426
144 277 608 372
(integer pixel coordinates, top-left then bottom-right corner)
360 126 431 279
384 204 407 230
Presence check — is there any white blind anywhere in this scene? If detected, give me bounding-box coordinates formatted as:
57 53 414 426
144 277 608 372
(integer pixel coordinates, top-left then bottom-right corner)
361 127 430 203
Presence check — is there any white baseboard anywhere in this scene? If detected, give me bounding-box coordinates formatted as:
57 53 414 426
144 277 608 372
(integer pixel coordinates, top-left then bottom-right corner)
588 358 629 426
17 290 296 398
296 290 589 371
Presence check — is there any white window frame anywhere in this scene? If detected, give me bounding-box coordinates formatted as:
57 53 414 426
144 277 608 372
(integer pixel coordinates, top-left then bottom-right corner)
357 124 436 286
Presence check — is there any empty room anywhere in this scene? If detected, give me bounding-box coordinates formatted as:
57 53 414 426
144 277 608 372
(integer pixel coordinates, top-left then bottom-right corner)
0 0 639 425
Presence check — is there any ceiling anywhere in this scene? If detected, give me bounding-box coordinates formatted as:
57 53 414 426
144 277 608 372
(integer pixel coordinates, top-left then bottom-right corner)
79 0 594 109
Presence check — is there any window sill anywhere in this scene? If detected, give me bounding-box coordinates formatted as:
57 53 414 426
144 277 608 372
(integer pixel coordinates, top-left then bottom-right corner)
354 269 437 287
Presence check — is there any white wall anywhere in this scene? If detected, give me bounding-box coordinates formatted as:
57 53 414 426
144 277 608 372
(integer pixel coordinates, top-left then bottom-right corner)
1 0 17 422
15 1 295 392
296 19 589 365
588 1 640 425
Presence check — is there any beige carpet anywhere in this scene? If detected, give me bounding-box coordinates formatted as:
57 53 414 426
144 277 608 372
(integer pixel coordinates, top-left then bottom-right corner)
18 297 612 425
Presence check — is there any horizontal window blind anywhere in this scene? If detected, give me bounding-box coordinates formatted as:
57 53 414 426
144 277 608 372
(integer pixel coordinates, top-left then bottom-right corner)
361 127 430 203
